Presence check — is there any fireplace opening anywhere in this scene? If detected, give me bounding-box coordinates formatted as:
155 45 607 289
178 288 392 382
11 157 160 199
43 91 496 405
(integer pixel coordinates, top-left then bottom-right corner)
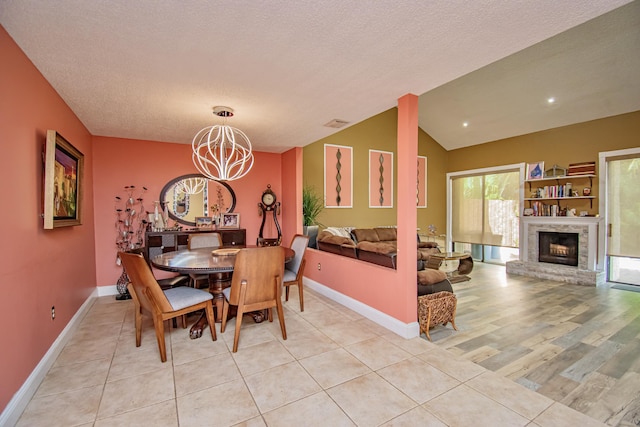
539 232 578 266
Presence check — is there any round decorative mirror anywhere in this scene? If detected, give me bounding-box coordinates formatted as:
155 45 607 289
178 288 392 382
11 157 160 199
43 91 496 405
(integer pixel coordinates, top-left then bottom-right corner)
160 174 236 227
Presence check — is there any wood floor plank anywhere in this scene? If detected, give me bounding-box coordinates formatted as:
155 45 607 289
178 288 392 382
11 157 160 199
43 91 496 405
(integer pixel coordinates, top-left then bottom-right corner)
495 343 564 380
524 342 595 386
561 340 623 383
535 374 581 402
561 372 616 415
597 339 640 379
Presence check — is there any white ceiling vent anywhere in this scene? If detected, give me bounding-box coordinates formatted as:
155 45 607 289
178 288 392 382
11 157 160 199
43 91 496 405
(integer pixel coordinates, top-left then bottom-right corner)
323 119 350 129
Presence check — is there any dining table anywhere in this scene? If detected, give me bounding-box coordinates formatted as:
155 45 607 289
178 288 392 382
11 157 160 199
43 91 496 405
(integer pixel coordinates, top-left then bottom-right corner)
151 245 295 339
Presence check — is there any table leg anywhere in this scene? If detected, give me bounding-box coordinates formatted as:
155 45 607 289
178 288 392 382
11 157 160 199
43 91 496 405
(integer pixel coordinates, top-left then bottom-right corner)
189 272 231 339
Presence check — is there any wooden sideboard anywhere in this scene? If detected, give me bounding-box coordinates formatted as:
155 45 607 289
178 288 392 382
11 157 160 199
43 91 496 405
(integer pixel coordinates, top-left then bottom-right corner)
144 229 246 261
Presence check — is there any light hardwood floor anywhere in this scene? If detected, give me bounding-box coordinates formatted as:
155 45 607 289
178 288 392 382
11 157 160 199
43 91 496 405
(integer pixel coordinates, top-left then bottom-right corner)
429 262 640 427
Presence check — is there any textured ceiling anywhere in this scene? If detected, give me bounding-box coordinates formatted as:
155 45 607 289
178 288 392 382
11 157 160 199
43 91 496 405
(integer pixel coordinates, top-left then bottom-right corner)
0 1 636 153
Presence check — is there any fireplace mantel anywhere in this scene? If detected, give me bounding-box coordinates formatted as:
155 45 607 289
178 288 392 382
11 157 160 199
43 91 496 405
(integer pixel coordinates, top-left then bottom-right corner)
507 216 605 286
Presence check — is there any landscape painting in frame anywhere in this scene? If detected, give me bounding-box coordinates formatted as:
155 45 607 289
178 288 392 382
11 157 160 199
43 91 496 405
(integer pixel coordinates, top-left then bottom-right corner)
43 130 84 228
324 144 353 208
417 156 427 208
369 149 393 208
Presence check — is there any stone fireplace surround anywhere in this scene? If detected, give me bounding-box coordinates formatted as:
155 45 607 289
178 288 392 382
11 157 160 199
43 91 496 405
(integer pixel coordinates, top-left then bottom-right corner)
506 216 605 286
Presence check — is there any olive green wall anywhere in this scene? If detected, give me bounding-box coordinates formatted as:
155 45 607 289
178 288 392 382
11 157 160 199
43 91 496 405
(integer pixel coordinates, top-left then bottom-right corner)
303 107 448 232
447 110 640 216
304 109 639 231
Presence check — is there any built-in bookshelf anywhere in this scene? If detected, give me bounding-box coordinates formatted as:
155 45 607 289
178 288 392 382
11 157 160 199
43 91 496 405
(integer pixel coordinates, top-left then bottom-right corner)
524 174 596 217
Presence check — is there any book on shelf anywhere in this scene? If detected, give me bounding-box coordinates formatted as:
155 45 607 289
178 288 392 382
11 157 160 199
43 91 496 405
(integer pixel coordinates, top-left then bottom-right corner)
567 161 596 176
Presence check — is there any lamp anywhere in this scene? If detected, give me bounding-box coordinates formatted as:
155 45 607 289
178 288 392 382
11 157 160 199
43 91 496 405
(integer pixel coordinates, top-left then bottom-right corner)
175 177 207 195
191 106 254 181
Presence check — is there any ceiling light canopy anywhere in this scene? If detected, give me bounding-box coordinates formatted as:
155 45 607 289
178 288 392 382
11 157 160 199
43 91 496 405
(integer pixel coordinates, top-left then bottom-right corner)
192 106 254 182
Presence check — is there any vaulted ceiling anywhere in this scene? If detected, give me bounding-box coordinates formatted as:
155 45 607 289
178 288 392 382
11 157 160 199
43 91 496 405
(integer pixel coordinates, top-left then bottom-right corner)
1 1 638 152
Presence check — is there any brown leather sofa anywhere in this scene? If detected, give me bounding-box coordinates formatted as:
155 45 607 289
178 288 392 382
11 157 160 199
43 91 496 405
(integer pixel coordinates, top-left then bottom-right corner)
317 227 454 294
351 227 441 269
318 227 440 269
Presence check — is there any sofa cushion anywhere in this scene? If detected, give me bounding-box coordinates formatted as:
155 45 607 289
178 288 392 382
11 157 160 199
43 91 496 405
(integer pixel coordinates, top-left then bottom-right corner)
353 228 380 243
417 269 447 285
375 227 397 242
324 227 353 238
319 234 355 246
357 241 396 255
418 247 441 260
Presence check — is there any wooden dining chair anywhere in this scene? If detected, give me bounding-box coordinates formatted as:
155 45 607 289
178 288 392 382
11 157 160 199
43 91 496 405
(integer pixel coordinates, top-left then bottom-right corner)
119 251 217 362
221 246 286 352
283 234 309 311
187 233 222 288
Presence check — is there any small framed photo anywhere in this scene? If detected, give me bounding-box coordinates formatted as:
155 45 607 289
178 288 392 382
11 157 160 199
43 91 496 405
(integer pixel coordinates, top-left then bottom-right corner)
526 161 545 180
220 213 240 229
195 216 213 229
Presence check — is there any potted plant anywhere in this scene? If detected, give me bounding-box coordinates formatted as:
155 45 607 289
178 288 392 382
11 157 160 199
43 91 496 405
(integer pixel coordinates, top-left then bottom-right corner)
302 185 324 248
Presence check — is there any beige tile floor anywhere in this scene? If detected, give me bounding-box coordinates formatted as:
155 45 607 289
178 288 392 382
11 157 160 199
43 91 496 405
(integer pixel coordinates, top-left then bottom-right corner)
17 283 606 426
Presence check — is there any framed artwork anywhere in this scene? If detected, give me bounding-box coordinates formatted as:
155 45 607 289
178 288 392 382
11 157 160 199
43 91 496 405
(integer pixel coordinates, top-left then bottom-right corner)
324 144 353 208
220 212 240 229
195 216 213 229
526 161 545 180
417 156 427 208
43 130 84 229
369 149 393 208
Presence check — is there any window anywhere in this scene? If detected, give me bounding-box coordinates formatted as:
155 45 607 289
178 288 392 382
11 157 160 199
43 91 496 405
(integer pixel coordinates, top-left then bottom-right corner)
448 165 521 264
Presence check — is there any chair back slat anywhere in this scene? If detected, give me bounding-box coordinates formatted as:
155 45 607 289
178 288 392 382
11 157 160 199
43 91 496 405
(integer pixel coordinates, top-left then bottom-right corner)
119 251 173 313
188 233 222 249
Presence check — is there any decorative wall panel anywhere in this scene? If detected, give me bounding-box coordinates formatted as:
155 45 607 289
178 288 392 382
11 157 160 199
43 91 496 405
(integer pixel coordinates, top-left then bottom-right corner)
417 156 427 208
369 149 393 208
324 144 353 208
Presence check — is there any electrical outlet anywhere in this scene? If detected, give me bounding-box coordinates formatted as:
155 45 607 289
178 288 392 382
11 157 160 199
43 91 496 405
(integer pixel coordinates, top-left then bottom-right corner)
317 263 321 271
51 306 55 320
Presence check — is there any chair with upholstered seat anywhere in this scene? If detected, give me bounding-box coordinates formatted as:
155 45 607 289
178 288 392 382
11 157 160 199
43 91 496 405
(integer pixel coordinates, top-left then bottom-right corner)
187 233 222 288
283 234 309 311
119 251 217 362
221 246 286 352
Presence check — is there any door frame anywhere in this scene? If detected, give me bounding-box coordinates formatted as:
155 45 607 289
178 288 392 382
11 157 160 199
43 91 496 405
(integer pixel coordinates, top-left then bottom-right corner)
598 147 640 273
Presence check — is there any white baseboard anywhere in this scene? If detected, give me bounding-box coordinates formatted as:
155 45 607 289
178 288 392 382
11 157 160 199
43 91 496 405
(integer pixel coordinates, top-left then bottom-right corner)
304 278 419 339
97 285 119 297
0 289 98 427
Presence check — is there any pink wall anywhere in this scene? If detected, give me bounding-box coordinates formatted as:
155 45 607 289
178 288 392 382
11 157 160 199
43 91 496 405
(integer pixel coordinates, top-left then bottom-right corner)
0 26 96 412
93 136 284 287
281 147 303 245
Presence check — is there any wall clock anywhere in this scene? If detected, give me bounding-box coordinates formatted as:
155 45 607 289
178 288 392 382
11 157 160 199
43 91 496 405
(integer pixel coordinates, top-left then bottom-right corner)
258 184 281 246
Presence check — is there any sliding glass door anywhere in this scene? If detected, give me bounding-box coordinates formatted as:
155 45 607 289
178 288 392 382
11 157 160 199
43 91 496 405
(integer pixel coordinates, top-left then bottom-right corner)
449 166 520 265
605 151 640 285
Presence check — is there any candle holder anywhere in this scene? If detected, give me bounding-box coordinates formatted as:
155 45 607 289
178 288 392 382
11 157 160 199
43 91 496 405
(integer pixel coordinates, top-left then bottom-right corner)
114 185 148 300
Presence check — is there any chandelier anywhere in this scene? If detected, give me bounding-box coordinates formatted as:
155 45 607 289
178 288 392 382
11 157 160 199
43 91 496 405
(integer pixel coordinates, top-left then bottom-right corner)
191 106 254 181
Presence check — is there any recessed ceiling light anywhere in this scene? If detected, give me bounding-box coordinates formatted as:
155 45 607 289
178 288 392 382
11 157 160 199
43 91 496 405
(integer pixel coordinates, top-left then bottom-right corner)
462 122 469 127
547 97 556 104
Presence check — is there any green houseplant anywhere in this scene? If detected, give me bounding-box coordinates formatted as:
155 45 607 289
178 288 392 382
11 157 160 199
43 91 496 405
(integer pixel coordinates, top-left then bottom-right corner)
302 185 324 248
